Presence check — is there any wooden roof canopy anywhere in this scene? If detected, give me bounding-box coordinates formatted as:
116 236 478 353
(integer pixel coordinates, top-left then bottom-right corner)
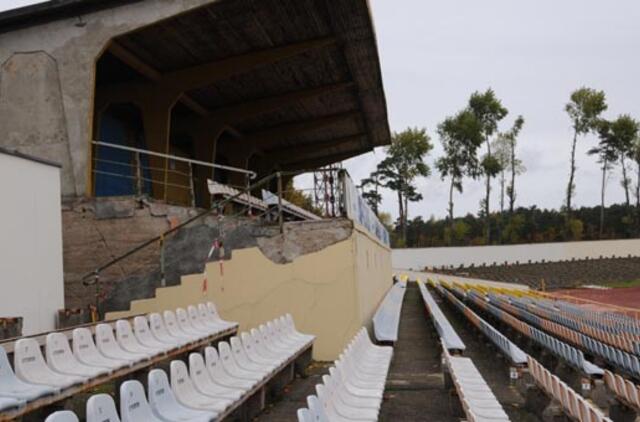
96 0 391 172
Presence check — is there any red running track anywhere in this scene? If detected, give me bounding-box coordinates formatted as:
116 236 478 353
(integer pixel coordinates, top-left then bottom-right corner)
552 286 640 311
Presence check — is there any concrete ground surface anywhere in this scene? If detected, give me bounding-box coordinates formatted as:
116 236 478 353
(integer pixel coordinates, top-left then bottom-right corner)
256 362 330 421
379 282 456 421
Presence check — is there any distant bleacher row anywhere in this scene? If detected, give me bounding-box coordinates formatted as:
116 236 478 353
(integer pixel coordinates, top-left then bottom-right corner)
208 180 321 221
420 279 622 422
431 255 640 289
0 301 314 421
372 279 407 344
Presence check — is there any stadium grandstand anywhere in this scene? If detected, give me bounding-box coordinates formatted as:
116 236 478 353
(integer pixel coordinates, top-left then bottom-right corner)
2 1 640 422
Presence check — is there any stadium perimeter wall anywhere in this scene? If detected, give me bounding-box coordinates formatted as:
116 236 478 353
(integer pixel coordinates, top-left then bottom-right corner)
105 223 392 360
393 239 640 270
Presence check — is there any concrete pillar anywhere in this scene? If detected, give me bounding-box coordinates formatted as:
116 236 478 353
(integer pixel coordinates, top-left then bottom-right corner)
141 98 174 201
191 125 225 208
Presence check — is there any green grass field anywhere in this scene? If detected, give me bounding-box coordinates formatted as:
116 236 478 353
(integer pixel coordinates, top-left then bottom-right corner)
604 279 640 288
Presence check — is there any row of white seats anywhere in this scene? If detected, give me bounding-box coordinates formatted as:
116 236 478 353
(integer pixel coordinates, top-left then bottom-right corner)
44 314 314 422
0 302 235 412
297 328 392 422
442 347 510 422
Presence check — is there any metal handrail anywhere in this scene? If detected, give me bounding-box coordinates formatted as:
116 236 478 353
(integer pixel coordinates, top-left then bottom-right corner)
92 170 193 191
92 140 257 179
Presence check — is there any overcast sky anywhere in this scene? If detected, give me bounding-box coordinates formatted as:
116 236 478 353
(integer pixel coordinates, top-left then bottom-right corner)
327 0 640 221
3 0 640 220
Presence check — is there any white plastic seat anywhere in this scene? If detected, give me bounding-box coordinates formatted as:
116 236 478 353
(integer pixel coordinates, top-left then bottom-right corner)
316 383 376 422
205 302 237 330
322 374 380 412
187 306 222 336
329 367 381 400
272 318 308 349
284 314 315 343
149 313 190 348
248 329 288 364
229 337 272 376
239 332 281 369
307 395 331 422
0 345 57 401
277 316 314 348
148 368 216 422
265 321 301 351
217 342 263 382
163 311 201 343
197 304 230 331
335 359 385 392
44 410 79 422
203 346 254 391
169 360 229 413
119 380 163 422
86 393 121 422
257 325 290 356
0 396 22 412
176 308 210 339
72 328 129 371
14 338 84 389
249 328 291 365
46 333 109 379
133 316 176 351
188 353 244 401
115 320 161 358
298 408 312 422
95 324 147 364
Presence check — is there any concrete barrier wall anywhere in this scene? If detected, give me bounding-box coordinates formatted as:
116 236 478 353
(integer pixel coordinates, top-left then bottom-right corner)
393 239 640 270
106 225 392 360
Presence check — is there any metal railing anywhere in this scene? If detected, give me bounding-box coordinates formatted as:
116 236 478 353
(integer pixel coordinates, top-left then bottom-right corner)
92 140 256 206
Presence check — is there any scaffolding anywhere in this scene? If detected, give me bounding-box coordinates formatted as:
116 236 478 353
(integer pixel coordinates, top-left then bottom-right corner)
312 165 343 218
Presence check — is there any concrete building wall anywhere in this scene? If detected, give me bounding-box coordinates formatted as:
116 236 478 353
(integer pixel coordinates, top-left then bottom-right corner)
0 151 64 335
393 239 640 270
106 225 392 360
0 0 218 197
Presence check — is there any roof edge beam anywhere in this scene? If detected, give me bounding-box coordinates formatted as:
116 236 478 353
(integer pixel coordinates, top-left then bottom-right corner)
282 147 370 171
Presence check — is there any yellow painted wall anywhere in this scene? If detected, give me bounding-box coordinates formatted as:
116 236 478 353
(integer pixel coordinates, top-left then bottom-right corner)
106 225 392 360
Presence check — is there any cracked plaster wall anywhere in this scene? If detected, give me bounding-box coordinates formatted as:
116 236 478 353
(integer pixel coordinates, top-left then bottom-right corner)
106 225 392 360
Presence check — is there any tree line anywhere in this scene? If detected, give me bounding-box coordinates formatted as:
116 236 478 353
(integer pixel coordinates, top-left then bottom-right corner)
360 87 640 247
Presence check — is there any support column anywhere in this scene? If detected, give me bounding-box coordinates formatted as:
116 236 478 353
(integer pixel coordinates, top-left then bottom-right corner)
140 92 176 201
218 144 252 189
191 125 226 208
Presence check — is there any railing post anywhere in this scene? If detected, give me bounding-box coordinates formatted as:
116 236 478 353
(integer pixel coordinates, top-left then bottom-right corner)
245 174 252 217
160 234 166 287
188 162 196 208
93 270 101 320
135 151 143 196
277 172 284 233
